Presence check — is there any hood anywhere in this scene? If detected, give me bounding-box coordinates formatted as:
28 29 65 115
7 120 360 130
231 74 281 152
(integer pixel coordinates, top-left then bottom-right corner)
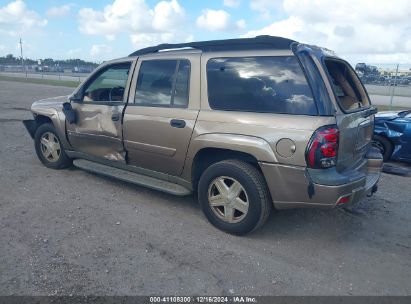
375 111 400 121
31 95 70 110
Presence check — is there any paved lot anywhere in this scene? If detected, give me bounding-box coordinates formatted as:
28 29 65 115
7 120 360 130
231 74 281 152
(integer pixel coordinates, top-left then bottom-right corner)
0 80 410 296
370 94 411 108
366 84 411 98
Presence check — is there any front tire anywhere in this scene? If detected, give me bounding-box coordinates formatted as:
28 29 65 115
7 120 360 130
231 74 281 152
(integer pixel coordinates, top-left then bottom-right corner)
34 123 72 169
198 160 272 235
373 135 393 162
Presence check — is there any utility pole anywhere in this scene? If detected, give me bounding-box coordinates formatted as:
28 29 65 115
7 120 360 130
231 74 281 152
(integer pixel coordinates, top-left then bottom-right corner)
19 37 24 68
20 37 27 78
389 64 399 110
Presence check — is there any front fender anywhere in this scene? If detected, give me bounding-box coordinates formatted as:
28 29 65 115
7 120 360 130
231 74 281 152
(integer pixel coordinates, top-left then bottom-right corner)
30 106 71 150
374 124 388 136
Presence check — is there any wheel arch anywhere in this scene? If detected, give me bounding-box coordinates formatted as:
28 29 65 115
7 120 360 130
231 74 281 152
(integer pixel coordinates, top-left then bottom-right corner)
183 133 277 190
190 147 262 191
31 108 71 149
373 133 395 160
34 114 53 125
374 133 395 148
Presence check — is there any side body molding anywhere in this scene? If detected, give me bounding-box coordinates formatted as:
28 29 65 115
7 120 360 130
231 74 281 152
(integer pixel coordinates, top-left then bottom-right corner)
181 133 278 180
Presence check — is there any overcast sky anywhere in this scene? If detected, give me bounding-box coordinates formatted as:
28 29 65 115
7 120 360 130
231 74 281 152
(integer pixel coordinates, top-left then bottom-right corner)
0 0 410 66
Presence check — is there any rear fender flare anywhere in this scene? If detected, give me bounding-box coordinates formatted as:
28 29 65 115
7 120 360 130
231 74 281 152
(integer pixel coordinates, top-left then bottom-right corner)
181 133 278 181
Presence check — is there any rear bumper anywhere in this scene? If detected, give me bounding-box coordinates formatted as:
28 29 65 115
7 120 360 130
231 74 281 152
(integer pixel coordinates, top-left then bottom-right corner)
260 148 383 209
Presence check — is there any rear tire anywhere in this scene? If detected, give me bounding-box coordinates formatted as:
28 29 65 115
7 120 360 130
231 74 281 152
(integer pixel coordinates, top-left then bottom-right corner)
198 159 272 235
34 123 72 169
373 135 393 162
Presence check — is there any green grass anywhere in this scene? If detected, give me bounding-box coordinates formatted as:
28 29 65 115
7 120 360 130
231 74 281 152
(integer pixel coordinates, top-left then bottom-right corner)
0 75 79 87
375 105 409 112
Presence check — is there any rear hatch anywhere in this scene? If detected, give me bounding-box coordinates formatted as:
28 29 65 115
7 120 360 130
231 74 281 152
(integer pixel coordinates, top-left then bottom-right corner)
323 58 376 171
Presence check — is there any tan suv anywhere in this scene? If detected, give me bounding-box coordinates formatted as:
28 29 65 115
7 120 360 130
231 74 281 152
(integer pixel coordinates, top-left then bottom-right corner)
23 36 383 235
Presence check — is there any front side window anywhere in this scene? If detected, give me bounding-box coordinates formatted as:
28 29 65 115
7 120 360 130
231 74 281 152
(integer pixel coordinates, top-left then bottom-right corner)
207 56 317 115
83 62 131 103
135 59 190 107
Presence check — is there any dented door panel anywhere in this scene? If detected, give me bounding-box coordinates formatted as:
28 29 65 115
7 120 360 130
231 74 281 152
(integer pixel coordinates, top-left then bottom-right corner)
67 103 126 161
66 59 136 162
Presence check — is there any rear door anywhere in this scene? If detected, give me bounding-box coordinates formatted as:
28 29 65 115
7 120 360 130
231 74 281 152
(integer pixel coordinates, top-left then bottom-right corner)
323 58 375 171
123 54 200 175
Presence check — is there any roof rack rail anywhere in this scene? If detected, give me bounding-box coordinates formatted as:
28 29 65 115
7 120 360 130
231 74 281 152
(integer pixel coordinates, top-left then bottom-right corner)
129 35 296 57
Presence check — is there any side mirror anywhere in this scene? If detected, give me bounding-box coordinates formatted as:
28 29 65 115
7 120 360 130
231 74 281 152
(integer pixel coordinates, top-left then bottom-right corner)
62 102 78 124
69 93 82 103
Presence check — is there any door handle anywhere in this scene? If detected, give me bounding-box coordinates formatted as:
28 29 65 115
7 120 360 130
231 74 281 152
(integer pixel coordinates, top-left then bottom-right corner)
170 119 186 128
111 113 120 121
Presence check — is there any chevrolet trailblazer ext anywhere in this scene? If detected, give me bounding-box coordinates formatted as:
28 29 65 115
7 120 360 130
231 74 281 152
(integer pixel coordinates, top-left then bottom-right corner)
23 36 382 235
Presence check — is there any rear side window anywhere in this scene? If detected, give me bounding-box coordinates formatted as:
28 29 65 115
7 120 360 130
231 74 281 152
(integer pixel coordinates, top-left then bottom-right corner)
135 59 190 107
206 56 317 115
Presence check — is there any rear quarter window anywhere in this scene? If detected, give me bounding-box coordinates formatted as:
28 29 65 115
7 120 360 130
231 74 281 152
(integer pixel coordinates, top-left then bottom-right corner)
324 59 370 112
206 56 318 115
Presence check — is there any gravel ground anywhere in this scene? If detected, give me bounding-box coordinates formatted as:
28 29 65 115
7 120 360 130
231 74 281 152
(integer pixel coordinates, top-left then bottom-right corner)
0 80 410 296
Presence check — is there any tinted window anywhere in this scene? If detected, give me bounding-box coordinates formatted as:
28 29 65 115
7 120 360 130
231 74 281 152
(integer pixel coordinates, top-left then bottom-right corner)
207 56 317 115
135 59 190 107
174 61 190 107
83 62 131 102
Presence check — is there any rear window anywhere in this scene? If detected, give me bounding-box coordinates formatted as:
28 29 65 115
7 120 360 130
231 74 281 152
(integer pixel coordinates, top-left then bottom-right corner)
324 59 370 112
206 56 317 115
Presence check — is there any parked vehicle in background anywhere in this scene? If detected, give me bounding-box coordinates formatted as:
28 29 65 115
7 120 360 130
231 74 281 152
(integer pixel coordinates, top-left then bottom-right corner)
23 36 382 235
373 110 411 162
34 65 48 72
398 77 410 85
49 66 64 73
72 66 93 73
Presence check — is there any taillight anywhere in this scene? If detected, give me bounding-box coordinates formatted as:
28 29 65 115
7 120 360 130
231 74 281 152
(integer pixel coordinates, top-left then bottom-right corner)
306 125 339 169
336 195 351 205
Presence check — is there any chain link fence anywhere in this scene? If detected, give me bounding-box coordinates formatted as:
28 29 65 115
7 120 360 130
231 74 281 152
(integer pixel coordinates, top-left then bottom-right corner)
1 63 410 110
357 63 411 110
0 65 91 83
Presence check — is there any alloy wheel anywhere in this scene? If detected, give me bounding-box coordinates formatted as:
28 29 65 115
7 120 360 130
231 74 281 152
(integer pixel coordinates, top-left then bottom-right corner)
208 176 249 223
40 132 61 163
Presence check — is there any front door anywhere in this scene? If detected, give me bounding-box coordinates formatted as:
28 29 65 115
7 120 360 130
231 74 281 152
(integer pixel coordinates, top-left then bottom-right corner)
67 61 134 162
123 57 199 176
